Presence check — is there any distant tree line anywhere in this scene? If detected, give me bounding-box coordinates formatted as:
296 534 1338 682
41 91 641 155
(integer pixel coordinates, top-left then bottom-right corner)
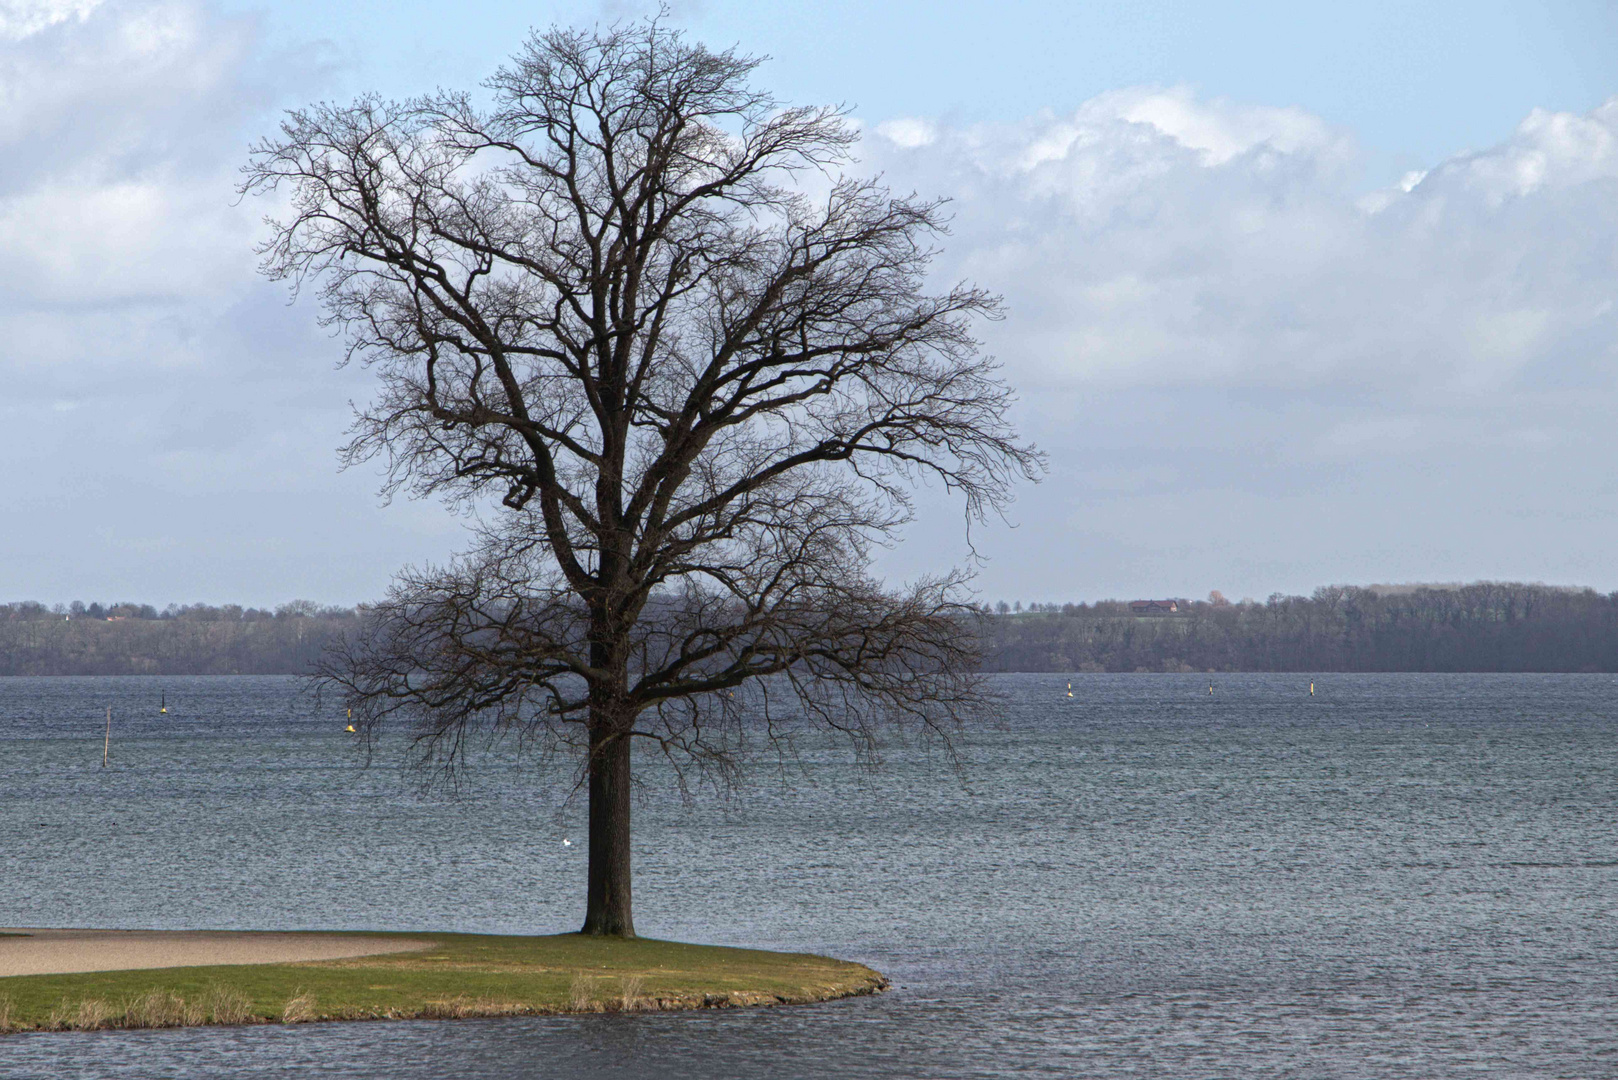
6 582 1618 675
981 583 1618 672
0 601 357 675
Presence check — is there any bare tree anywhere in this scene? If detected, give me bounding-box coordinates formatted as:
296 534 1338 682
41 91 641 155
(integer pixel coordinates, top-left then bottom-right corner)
244 18 1040 937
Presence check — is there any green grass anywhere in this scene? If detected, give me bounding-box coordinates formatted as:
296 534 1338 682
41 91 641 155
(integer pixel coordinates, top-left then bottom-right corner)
0 932 887 1033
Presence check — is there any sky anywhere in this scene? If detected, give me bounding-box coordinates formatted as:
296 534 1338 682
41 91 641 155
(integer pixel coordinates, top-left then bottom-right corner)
3 0 1617 608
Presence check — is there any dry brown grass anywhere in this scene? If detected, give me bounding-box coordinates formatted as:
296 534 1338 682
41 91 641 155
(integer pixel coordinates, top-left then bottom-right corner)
124 990 200 1028
202 984 256 1025
45 997 112 1031
280 990 317 1023
11 987 262 1032
567 973 598 1012
616 975 645 1012
420 995 532 1019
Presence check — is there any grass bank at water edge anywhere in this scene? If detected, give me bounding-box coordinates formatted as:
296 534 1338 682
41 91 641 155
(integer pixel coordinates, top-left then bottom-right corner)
0 932 887 1033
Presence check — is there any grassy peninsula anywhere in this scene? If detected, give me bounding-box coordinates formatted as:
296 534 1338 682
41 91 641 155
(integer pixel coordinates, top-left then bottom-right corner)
0 932 886 1033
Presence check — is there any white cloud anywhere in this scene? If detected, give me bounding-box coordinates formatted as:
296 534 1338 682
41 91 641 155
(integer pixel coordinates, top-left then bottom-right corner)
0 0 101 40
874 117 936 149
862 91 1618 598
1441 101 1618 203
0 0 457 604
864 90 1618 402
1102 86 1342 165
0 0 333 371
0 0 269 318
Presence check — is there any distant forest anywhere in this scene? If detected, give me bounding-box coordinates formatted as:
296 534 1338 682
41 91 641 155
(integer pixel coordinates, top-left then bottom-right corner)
981 583 1618 673
4 582 1618 675
0 601 356 676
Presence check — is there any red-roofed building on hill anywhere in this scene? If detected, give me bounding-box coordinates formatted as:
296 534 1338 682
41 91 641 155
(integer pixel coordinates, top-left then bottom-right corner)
1128 599 1180 616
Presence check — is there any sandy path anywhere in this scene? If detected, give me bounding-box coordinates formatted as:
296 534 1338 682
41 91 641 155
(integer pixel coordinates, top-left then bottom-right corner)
0 929 430 978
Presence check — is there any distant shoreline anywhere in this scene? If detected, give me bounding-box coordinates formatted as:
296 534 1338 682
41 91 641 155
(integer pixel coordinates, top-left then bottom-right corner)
6 582 1618 675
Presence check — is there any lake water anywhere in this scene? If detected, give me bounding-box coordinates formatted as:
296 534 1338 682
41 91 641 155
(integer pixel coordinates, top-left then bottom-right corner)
1 673 1614 1078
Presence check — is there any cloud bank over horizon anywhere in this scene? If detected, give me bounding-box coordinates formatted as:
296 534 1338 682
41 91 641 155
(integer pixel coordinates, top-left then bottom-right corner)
2 0 1616 604
0 0 456 605
871 87 1618 399
863 88 1618 600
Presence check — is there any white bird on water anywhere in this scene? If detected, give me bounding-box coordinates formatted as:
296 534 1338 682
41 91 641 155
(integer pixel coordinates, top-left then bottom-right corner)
562 839 572 848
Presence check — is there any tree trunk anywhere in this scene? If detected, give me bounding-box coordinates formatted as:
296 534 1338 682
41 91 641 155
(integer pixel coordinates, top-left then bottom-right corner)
581 723 635 937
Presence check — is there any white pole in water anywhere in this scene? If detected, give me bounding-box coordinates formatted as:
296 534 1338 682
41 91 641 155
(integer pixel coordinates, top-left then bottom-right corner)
103 706 111 767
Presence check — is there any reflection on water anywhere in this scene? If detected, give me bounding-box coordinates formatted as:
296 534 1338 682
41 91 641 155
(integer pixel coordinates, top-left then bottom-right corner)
1 673 1615 1077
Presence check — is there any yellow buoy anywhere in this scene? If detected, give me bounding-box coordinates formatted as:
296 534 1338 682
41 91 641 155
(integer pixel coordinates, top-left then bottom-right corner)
1310 681 1315 696
345 724 356 733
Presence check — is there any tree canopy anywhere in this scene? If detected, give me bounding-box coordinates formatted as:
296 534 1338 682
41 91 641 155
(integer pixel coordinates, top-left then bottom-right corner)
244 18 1039 935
